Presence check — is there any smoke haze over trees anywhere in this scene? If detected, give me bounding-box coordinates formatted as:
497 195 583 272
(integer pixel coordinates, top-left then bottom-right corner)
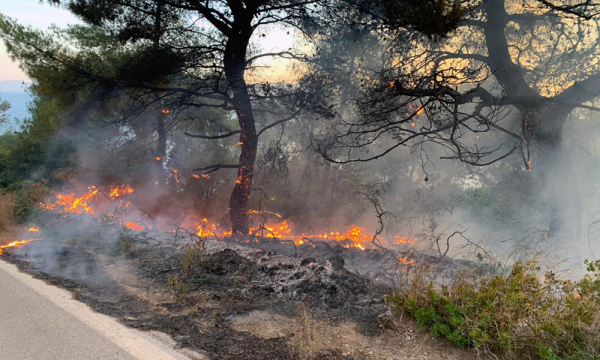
1 0 600 262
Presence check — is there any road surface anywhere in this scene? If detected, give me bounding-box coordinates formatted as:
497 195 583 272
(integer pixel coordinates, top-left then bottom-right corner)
0 259 194 360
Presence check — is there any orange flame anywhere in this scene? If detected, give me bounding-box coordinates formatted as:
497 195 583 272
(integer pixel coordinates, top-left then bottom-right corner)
39 184 418 256
28 227 40 232
44 186 99 215
0 239 38 255
398 256 415 265
393 236 415 245
109 185 134 199
125 222 144 231
41 184 135 215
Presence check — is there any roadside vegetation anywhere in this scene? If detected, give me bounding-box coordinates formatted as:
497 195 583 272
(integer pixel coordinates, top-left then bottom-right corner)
388 259 600 360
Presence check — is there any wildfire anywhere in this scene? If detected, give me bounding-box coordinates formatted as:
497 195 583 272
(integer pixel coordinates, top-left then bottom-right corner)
398 256 414 265
196 222 232 238
393 236 415 245
43 186 99 214
41 185 135 215
125 222 144 231
39 183 418 255
162 109 170 114
416 107 425 115
109 185 134 199
0 239 38 255
28 227 40 232
248 209 282 218
248 222 385 251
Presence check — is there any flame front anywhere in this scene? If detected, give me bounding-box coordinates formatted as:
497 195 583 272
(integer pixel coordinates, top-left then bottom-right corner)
125 222 144 231
39 183 416 264
0 239 37 255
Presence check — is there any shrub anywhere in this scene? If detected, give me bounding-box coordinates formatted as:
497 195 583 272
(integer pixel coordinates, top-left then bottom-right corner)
167 274 189 302
0 192 14 233
180 237 206 277
112 231 138 258
166 236 206 302
386 260 600 359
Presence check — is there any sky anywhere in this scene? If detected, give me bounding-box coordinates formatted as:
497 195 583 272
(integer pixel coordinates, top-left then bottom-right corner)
0 0 297 82
0 0 81 81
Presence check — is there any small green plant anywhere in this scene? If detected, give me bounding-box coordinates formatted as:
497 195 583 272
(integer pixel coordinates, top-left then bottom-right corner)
112 231 138 258
387 260 600 359
180 237 206 277
167 274 189 302
166 236 206 302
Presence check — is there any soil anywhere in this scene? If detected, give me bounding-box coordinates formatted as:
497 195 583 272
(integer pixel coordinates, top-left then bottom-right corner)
1 231 487 360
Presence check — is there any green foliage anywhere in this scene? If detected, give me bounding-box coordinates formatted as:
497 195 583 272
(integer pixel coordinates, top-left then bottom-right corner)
166 236 206 302
381 0 465 39
387 260 600 359
0 72 77 222
167 274 189 302
180 237 206 277
0 95 9 125
112 231 138 258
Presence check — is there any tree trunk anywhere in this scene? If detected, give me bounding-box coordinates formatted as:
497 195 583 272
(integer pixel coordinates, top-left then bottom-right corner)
480 0 584 240
526 104 583 239
224 27 257 236
154 110 168 186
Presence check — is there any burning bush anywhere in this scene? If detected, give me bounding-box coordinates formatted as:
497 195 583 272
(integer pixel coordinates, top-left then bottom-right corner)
387 260 600 359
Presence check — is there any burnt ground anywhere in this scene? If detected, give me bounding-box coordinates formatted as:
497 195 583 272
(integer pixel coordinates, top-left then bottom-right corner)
1 232 486 360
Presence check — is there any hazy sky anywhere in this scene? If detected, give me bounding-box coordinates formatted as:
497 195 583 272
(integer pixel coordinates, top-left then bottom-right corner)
0 0 80 81
0 1 296 82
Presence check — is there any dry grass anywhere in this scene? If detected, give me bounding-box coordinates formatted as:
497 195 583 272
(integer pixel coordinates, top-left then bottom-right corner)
289 303 330 359
0 193 15 236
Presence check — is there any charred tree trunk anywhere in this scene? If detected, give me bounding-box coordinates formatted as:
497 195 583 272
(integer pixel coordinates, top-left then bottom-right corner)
224 24 257 236
153 110 168 185
152 0 168 187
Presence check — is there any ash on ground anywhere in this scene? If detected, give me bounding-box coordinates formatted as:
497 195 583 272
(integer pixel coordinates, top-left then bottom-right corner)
2 230 485 360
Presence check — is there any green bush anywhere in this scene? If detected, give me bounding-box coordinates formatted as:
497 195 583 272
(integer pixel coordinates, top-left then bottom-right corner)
167 274 189 301
387 260 600 359
180 237 206 277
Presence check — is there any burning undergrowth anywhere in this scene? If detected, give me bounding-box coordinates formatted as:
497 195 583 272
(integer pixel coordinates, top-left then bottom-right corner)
1 226 483 359
12 181 494 287
1 225 389 359
0 182 492 359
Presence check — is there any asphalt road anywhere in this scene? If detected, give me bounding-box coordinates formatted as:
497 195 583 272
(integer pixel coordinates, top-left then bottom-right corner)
0 259 192 360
